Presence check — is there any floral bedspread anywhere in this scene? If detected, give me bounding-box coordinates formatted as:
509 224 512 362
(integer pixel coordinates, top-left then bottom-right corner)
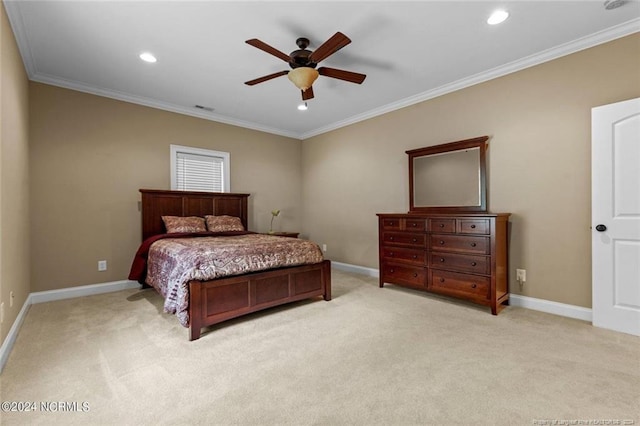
145 234 324 326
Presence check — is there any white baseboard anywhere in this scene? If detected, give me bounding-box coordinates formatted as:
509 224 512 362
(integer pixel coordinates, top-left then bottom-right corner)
0 279 140 373
331 261 379 278
0 294 32 373
30 280 139 304
1 272 592 373
509 294 592 322
333 262 592 322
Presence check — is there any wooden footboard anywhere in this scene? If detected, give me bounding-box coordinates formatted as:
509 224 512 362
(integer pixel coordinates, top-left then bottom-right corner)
188 260 331 340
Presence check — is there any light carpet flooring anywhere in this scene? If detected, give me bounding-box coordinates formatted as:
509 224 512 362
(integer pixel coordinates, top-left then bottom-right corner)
0 269 638 425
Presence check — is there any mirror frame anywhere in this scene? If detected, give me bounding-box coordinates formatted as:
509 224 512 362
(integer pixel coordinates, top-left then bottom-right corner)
407 136 488 214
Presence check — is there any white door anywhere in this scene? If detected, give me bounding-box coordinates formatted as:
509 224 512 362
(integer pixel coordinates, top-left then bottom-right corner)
592 97 640 336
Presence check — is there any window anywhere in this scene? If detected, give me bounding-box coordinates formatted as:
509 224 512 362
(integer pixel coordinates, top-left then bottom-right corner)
170 145 230 192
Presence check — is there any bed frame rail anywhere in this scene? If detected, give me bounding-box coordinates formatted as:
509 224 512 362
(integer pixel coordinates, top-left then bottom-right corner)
189 260 331 340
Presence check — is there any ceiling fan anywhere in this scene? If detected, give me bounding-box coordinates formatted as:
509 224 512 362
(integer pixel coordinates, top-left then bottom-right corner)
244 32 366 101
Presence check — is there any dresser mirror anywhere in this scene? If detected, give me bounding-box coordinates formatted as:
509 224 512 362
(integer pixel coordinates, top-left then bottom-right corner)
407 136 488 213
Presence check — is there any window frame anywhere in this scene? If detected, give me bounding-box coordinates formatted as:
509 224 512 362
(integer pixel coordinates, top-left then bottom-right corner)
170 144 230 193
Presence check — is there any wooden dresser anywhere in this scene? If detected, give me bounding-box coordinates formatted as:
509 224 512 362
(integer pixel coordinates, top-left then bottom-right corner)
377 213 510 314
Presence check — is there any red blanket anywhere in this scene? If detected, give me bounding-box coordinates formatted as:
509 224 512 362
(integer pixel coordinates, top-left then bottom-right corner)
128 231 253 283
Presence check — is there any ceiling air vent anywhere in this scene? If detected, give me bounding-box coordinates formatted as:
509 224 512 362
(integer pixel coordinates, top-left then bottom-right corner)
194 105 214 112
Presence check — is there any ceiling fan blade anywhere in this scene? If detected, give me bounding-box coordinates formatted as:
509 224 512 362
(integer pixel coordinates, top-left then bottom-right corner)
244 70 289 86
245 39 291 62
302 86 314 100
308 32 351 63
318 67 366 84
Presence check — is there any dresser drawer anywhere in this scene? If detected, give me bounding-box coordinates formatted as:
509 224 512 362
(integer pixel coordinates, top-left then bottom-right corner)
429 252 490 275
404 218 426 231
381 218 402 230
382 246 426 265
381 217 425 231
429 270 490 300
382 263 427 287
429 218 456 233
383 232 426 247
430 235 489 255
458 219 490 235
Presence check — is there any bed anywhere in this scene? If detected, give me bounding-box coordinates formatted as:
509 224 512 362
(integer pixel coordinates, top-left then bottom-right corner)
130 189 331 340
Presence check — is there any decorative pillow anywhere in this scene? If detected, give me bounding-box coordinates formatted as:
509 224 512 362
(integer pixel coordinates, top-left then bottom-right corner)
205 215 245 232
162 216 206 233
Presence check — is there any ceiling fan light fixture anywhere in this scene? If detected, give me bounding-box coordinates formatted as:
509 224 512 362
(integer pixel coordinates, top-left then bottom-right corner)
287 67 319 91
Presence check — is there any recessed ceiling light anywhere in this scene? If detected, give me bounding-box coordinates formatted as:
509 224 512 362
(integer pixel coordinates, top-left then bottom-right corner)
487 10 509 25
297 102 308 111
604 0 628 10
139 52 157 63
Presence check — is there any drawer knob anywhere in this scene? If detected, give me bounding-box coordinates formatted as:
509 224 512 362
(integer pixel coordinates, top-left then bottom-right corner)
389 252 394 257
470 243 477 247
389 221 394 225
471 224 476 229
412 255 418 259
390 269 395 273
412 238 417 242
389 236 394 241
439 258 445 263
411 223 417 227
439 278 444 283
471 284 477 288
439 223 444 228
413 273 418 278
471 262 477 266
439 240 445 245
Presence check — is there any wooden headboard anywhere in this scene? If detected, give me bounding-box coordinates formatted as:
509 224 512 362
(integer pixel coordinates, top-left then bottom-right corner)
139 189 250 241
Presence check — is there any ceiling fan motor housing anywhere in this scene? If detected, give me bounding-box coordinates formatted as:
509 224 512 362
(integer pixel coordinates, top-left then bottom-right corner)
245 32 365 100
289 50 316 69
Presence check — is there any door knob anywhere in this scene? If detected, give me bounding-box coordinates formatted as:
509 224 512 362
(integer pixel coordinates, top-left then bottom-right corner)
595 224 607 232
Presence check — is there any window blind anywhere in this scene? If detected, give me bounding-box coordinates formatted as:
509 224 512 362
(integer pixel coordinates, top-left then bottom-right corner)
175 151 224 192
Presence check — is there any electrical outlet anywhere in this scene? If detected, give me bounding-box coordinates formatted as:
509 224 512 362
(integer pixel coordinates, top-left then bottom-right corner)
322 244 327 252
98 260 107 271
10 291 14 308
516 269 527 283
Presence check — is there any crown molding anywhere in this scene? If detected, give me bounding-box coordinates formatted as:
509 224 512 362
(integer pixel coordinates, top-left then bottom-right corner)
5 0 299 139
3 0 36 76
29 72 301 140
6 0 639 141
300 18 640 140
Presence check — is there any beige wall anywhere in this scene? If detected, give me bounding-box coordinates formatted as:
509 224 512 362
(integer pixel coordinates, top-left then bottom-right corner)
11 25 640 324
0 1 30 344
301 34 640 309
30 83 301 291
